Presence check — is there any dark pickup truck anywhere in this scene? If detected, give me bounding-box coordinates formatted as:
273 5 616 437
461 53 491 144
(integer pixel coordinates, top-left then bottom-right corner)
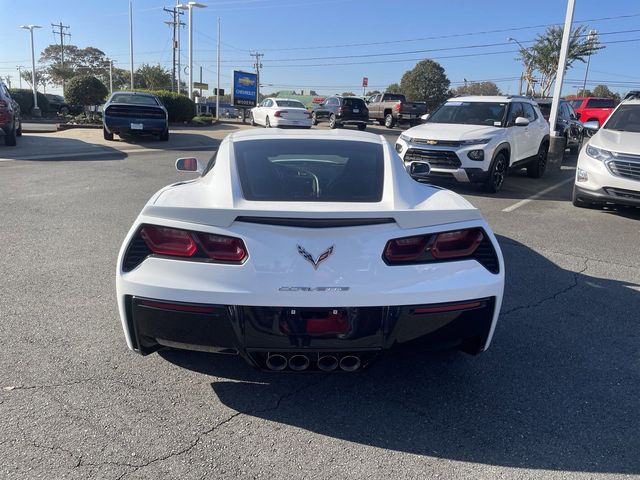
366 93 427 128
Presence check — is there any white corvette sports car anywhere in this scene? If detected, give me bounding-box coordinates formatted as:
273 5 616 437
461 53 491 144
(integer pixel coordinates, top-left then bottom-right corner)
116 129 504 372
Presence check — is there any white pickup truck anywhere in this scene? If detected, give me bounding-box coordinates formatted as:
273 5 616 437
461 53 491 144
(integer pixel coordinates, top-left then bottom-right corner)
395 95 550 192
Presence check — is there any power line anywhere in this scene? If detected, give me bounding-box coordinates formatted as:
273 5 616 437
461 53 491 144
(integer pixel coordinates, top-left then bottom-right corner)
51 22 71 92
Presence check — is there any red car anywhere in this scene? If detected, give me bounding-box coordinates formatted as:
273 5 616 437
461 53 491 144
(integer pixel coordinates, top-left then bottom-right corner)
567 97 616 127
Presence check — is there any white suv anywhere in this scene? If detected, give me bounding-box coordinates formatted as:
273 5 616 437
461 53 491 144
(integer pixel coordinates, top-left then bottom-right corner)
395 96 550 192
573 92 640 208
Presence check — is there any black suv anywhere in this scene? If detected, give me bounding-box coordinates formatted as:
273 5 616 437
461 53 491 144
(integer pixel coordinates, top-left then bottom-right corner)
536 98 583 154
312 96 369 130
0 82 21 146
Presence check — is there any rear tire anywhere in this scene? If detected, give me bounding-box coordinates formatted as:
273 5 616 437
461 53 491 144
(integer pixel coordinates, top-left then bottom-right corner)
329 114 337 129
527 142 549 178
103 127 114 141
357 123 366 131
4 124 17 146
311 112 318 125
384 113 395 129
483 152 507 193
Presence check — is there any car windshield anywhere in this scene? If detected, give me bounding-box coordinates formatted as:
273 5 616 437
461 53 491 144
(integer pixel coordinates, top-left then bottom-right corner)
602 105 640 133
427 101 507 126
110 94 159 105
586 98 615 108
234 139 384 202
275 100 306 108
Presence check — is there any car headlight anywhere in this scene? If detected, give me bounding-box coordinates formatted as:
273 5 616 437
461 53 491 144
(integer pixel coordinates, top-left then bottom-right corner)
399 133 413 143
586 144 612 161
459 138 492 146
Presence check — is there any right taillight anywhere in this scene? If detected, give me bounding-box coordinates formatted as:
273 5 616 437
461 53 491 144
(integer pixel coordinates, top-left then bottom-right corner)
195 232 247 262
383 227 497 272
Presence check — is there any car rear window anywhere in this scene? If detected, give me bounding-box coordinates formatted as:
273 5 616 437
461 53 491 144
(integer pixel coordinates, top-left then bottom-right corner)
275 100 306 108
110 94 159 105
234 139 384 202
569 99 583 109
586 98 615 108
343 98 366 108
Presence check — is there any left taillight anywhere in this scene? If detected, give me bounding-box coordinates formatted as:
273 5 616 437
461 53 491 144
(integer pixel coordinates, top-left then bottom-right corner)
123 224 248 272
383 227 496 271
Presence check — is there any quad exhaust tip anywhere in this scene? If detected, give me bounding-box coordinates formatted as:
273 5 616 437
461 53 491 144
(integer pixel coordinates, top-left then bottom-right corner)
317 355 339 372
266 353 287 371
339 355 361 372
288 354 310 371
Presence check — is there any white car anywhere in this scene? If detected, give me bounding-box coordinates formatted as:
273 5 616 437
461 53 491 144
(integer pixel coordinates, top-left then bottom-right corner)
116 129 504 372
395 96 550 192
573 92 640 208
250 97 312 128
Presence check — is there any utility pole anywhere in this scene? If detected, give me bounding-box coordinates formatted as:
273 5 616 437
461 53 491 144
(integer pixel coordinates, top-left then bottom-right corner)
129 0 134 90
51 22 71 93
109 59 114 94
251 51 263 102
163 6 185 92
216 17 220 121
581 29 598 95
17 66 23 89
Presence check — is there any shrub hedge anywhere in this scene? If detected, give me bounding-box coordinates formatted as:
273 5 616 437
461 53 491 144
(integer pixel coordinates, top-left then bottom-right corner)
9 89 50 115
135 90 195 122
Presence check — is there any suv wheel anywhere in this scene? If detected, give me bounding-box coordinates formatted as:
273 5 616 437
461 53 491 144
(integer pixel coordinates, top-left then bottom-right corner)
357 123 367 131
527 142 549 178
311 112 318 125
483 152 507 193
103 127 114 141
329 114 337 129
4 124 17 146
384 113 395 129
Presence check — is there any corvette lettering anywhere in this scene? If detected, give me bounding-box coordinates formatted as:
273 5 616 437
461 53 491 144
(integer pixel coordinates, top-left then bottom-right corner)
278 287 350 292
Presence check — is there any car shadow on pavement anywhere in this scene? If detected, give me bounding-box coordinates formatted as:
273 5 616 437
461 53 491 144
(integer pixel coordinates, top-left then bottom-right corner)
161 235 640 475
114 132 220 151
0 136 126 162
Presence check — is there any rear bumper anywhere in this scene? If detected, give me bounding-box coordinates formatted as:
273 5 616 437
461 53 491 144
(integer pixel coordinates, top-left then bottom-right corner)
104 117 167 135
271 117 312 128
124 296 497 371
336 114 368 124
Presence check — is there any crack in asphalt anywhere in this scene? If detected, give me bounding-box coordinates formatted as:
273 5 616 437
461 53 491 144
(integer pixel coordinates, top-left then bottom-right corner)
501 257 589 316
74 377 329 479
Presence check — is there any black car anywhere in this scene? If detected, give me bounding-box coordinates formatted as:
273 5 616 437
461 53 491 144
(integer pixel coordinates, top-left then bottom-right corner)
312 96 369 130
536 98 584 153
103 92 169 141
0 81 21 146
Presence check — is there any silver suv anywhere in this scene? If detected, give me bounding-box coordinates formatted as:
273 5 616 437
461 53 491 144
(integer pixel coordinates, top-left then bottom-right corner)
395 96 550 192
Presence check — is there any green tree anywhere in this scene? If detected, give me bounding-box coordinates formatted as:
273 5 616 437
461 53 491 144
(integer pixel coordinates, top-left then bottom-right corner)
40 45 112 88
515 25 603 97
575 88 592 97
19 70 48 90
134 64 172 90
386 83 401 93
399 60 450 111
65 75 108 113
453 81 501 96
341 91 355 96
591 84 620 103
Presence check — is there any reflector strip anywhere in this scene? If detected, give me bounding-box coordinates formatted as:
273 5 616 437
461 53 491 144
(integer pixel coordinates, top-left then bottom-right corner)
139 300 218 314
413 301 482 314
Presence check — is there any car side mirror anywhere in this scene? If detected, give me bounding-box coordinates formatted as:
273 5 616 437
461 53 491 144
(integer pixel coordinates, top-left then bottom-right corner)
421 113 430 122
408 161 431 180
582 120 600 131
515 116 530 127
176 157 204 174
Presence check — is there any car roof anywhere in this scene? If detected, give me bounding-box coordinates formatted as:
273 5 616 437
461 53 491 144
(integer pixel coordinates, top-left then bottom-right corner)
449 95 535 103
110 91 157 98
228 127 385 144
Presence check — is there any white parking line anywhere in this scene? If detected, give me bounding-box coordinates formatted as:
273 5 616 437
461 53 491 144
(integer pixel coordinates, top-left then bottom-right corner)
0 145 217 162
502 177 574 212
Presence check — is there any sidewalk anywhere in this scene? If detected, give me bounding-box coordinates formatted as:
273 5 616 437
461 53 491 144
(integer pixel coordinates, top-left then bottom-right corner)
1 124 246 162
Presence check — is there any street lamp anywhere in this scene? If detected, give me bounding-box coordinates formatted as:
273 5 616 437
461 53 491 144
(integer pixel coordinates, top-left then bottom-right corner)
581 29 598 96
508 37 532 96
20 24 42 117
177 2 207 102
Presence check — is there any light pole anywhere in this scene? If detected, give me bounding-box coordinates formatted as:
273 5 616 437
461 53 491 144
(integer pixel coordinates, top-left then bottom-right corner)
581 29 598 96
508 37 532 96
216 17 220 121
129 0 134 90
20 24 42 117
177 2 207 102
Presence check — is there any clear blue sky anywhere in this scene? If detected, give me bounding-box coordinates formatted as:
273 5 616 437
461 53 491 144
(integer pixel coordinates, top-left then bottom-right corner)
1 0 639 97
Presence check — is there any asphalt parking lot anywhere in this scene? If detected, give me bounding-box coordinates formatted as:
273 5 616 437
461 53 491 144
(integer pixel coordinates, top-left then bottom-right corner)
1 123 639 479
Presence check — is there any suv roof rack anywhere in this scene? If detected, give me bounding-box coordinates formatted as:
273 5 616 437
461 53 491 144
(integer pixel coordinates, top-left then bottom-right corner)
623 90 640 101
